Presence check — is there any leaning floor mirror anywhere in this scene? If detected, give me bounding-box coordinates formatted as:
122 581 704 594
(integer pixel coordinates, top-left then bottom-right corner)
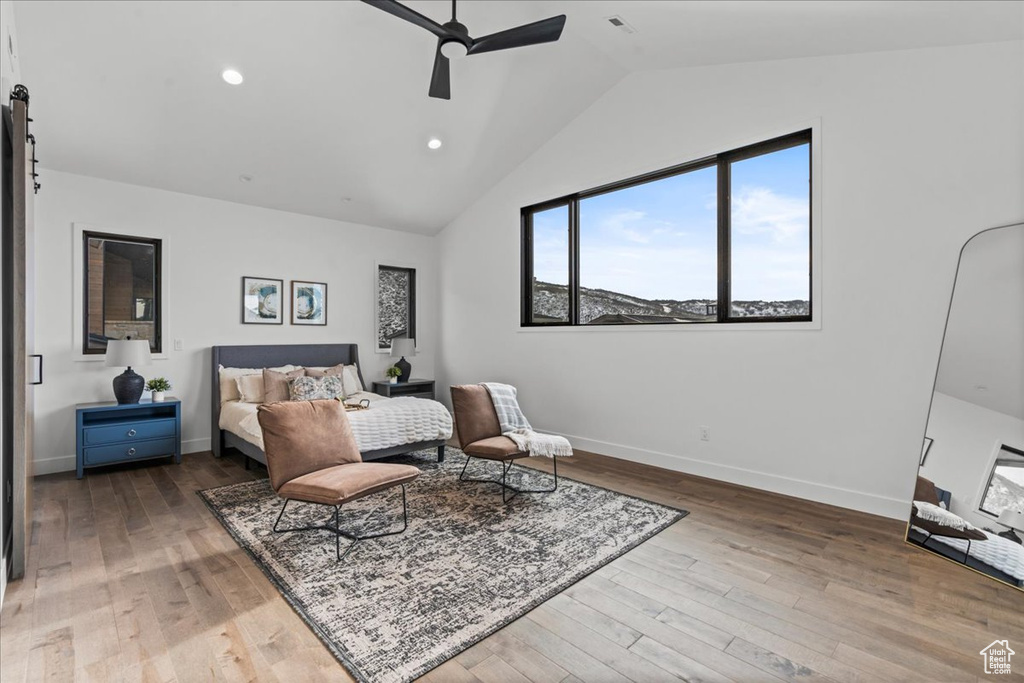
906 222 1024 591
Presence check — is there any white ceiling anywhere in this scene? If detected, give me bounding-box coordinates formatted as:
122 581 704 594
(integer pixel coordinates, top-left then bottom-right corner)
14 1 1024 234
935 224 1024 420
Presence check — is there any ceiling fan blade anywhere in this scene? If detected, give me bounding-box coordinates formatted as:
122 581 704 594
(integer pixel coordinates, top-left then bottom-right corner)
360 0 451 39
429 42 451 100
467 15 566 55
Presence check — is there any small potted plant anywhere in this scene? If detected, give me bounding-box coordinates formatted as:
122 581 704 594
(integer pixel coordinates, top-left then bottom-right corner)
146 377 171 402
385 366 402 384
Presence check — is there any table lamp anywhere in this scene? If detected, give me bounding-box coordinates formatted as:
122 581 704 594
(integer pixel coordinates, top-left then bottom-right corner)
105 339 151 404
997 508 1024 544
390 338 415 383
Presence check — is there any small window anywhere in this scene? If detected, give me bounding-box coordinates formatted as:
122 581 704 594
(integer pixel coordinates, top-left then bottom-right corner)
377 265 416 350
83 232 161 354
979 445 1024 518
521 130 811 326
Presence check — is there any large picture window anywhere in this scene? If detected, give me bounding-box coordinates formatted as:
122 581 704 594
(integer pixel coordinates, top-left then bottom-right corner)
521 130 811 326
979 445 1024 518
83 231 161 354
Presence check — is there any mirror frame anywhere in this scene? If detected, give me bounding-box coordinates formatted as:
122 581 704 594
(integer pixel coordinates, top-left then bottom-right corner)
904 221 1024 592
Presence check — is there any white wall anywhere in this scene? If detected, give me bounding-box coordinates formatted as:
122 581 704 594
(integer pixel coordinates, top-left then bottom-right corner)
437 40 1024 519
33 170 438 474
920 392 1024 530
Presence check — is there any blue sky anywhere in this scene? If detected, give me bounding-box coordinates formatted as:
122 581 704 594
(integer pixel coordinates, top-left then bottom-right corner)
533 143 810 302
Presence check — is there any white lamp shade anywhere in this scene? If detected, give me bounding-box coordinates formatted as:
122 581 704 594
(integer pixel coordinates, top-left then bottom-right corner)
104 339 152 368
997 509 1024 532
390 338 416 358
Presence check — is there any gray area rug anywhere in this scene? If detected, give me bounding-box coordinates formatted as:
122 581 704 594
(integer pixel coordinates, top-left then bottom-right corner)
198 447 688 683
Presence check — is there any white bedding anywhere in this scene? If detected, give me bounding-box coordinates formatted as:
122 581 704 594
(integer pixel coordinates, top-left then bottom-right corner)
913 524 1024 581
219 393 453 454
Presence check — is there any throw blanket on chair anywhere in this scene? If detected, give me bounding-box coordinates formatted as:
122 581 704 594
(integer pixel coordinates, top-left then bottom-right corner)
481 383 573 458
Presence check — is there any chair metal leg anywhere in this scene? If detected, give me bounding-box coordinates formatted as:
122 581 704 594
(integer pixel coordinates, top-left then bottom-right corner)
271 484 410 561
460 453 558 504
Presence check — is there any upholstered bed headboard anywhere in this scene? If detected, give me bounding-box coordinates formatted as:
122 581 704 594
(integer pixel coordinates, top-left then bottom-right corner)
210 344 367 457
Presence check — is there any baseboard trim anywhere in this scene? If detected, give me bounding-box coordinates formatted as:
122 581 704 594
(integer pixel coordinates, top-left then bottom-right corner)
551 431 910 520
34 437 212 476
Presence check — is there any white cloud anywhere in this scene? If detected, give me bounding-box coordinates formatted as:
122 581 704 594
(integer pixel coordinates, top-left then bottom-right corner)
731 186 808 243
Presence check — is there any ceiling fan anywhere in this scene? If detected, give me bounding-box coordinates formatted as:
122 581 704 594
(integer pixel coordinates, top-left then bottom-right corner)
361 0 567 100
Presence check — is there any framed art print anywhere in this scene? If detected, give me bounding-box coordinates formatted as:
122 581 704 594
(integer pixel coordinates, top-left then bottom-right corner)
291 280 327 325
242 276 283 324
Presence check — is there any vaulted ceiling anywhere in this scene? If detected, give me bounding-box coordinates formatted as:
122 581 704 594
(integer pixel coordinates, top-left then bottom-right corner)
14 1 1024 234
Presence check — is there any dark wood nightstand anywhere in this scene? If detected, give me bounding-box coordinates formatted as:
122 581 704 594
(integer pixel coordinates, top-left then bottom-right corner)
372 379 435 400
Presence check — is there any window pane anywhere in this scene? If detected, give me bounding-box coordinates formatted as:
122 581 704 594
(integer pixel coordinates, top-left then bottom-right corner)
377 266 416 349
530 205 569 323
85 235 159 353
729 142 810 317
579 167 717 324
981 449 1024 517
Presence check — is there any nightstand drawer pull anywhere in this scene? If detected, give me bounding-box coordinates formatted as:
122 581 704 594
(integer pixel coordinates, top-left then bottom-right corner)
83 418 176 446
83 437 177 466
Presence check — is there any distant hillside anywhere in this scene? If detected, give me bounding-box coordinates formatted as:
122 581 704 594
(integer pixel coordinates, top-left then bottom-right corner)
532 281 808 323
986 472 1024 516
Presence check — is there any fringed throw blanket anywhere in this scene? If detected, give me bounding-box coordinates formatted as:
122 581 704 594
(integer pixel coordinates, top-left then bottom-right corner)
481 383 573 458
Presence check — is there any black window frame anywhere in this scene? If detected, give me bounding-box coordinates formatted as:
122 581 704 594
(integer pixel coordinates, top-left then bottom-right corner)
82 231 162 355
376 264 417 351
521 129 812 327
978 444 1024 518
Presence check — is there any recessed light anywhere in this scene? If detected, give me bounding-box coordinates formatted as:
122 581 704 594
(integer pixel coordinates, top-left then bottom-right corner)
427 137 442 150
239 174 253 183
222 69 244 85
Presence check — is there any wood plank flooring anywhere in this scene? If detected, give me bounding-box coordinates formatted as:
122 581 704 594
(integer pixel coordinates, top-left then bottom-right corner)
2 449 1022 682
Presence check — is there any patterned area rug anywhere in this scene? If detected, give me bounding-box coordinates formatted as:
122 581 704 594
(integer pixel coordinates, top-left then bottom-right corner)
198 447 688 683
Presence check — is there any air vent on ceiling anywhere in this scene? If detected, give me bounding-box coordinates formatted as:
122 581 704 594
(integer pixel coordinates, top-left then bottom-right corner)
606 15 637 34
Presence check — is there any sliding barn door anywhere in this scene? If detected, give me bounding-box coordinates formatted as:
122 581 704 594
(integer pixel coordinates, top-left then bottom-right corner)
3 94 35 581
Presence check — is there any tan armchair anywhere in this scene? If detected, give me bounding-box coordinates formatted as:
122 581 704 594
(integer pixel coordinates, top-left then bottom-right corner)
257 400 420 560
450 384 557 503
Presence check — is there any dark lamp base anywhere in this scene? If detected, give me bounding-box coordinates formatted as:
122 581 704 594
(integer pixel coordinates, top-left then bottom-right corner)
113 367 145 404
394 356 412 383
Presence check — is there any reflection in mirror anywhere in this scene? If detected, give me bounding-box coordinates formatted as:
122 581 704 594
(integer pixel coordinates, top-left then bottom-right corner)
906 223 1024 591
83 232 161 354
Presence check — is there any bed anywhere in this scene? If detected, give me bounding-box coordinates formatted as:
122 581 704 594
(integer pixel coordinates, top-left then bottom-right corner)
211 344 451 467
907 476 1024 588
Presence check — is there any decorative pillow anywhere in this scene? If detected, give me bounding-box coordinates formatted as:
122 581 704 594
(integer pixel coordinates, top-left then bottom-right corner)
912 500 979 533
306 364 363 396
289 375 345 402
236 374 266 404
342 364 364 396
264 367 305 403
305 364 345 379
219 364 300 403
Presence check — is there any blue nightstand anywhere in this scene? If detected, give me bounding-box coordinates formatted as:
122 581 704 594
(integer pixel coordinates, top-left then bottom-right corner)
76 398 182 478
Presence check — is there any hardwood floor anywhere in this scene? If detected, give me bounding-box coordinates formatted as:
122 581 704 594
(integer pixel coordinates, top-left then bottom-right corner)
2 449 1022 682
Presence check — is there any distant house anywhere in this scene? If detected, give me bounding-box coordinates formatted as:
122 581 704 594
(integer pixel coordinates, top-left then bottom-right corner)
980 640 1015 675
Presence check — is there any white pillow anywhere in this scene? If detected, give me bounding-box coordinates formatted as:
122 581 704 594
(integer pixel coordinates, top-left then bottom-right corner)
342 364 364 396
235 374 266 403
913 500 979 533
219 364 301 403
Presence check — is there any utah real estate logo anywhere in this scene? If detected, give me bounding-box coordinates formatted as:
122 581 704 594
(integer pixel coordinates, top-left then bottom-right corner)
980 640 1015 675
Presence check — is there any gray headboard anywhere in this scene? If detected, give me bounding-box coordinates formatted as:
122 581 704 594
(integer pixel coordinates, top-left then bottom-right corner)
211 344 367 456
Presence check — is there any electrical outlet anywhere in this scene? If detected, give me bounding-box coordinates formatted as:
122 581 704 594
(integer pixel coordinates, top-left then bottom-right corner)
700 426 711 441
174 339 184 351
